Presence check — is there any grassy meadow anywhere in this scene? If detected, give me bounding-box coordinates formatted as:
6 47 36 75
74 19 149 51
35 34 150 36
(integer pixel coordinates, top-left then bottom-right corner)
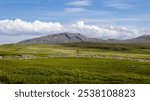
0 43 150 84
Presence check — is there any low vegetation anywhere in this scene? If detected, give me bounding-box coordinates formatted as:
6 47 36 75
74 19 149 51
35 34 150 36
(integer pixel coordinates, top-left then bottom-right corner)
0 42 150 84
0 58 150 84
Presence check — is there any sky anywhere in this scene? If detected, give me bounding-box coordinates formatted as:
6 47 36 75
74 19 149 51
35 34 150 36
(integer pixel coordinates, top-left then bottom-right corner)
0 0 150 44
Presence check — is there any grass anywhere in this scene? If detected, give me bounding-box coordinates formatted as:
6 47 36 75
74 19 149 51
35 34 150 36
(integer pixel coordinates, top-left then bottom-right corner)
0 43 150 59
0 58 150 84
0 42 150 84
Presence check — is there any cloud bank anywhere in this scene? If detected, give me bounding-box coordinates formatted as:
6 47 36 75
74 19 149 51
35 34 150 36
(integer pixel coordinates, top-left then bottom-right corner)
71 21 148 39
0 19 149 40
0 19 63 35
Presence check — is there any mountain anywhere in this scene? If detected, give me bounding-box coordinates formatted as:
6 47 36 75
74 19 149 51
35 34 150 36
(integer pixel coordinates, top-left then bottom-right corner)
18 32 150 44
104 39 123 43
125 35 150 43
18 32 103 44
105 35 150 43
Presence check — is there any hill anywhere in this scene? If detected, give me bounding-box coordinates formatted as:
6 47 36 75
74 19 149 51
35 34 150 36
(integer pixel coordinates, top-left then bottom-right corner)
18 32 150 44
0 43 150 84
125 35 150 44
18 32 103 44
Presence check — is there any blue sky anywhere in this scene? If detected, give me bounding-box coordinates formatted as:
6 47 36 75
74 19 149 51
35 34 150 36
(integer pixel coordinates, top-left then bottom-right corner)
0 0 149 26
0 0 150 44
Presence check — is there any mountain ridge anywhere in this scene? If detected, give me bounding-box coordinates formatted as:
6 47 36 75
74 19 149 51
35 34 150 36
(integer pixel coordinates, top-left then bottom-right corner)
125 35 150 43
18 32 103 44
18 32 150 44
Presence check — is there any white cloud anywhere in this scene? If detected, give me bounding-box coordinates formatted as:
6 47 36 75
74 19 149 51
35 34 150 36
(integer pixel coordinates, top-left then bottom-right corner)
65 0 90 13
65 8 86 13
104 0 135 9
0 19 149 41
66 0 90 6
105 3 134 9
0 19 63 35
71 21 150 39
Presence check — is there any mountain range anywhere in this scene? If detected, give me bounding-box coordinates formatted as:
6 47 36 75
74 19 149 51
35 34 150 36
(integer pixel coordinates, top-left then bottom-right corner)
18 32 150 44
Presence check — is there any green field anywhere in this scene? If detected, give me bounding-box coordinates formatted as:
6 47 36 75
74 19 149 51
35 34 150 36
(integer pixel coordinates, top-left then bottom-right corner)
0 43 150 84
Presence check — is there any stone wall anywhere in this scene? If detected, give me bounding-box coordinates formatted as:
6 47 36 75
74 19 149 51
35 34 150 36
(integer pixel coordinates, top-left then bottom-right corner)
0 55 37 60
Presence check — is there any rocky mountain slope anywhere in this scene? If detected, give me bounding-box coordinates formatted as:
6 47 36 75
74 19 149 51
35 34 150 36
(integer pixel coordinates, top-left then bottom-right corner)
18 32 103 44
18 32 150 44
125 35 150 43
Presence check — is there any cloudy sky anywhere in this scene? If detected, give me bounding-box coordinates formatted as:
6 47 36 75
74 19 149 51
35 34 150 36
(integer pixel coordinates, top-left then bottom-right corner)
0 0 150 44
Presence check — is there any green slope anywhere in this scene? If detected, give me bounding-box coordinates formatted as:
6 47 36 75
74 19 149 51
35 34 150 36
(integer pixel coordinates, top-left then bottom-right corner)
0 43 150 84
0 58 150 84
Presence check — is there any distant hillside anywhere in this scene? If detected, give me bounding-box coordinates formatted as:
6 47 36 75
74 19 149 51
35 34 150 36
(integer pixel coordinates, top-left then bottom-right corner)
18 32 150 44
18 32 103 44
125 35 150 43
